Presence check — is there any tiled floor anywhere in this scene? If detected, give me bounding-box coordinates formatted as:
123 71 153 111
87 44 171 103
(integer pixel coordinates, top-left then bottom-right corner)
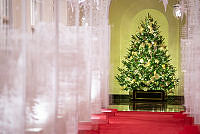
109 102 185 112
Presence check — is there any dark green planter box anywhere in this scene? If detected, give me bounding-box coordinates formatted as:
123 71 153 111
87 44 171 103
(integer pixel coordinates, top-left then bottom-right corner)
130 90 166 101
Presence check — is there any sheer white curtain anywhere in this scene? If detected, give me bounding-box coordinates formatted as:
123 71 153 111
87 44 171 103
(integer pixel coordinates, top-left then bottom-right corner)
0 0 111 134
0 0 26 133
181 0 200 124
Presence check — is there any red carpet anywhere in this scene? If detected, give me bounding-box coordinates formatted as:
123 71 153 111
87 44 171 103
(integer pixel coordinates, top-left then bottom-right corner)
79 109 200 134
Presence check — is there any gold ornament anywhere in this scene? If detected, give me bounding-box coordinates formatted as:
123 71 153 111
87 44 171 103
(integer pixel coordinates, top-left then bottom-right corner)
147 25 151 29
146 81 150 86
159 45 165 51
166 82 169 86
147 43 152 48
150 76 155 82
162 64 166 69
140 43 145 48
159 47 163 50
142 42 145 47
121 86 125 90
140 27 144 32
150 28 153 33
155 74 159 79
155 59 159 63
154 70 156 75
144 61 150 67
153 71 159 79
132 51 137 55
131 79 136 83
143 87 148 91
160 44 167 48
147 24 153 33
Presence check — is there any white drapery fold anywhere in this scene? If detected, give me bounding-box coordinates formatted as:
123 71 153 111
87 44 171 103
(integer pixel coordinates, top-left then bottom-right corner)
0 0 111 134
181 0 200 125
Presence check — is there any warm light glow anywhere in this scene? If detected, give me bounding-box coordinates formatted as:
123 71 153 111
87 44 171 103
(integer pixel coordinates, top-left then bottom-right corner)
26 128 43 132
31 98 51 125
78 0 85 4
91 71 101 100
175 9 182 18
173 4 182 19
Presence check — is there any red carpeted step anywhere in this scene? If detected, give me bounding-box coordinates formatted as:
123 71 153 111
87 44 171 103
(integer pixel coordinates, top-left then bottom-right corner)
78 110 116 134
109 112 186 125
101 109 118 117
78 122 98 130
173 112 194 125
91 113 109 124
78 121 99 134
179 125 200 134
108 119 186 129
99 124 185 134
83 111 200 134
173 113 187 119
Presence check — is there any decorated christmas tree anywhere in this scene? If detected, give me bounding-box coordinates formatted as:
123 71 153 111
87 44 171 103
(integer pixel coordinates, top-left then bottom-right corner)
115 14 179 94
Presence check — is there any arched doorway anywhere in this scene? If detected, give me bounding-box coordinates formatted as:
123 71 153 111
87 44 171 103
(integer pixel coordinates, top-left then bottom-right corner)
109 0 183 111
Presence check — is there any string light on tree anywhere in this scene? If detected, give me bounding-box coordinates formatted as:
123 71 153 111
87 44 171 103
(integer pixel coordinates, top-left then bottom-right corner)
115 13 179 93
